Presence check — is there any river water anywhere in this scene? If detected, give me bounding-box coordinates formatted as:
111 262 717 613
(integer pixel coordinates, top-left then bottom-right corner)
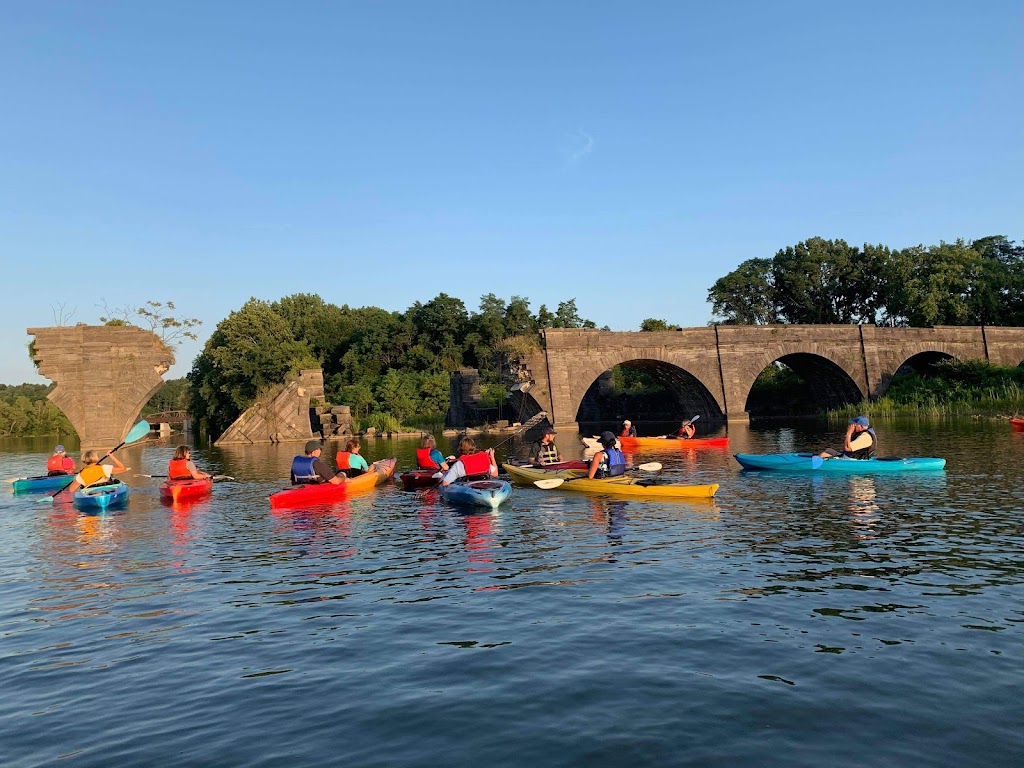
1 420 1021 767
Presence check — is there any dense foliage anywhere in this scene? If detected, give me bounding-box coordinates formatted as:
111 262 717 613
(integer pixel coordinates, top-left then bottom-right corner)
708 236 1024 327
0 383 76 438
188 293 598 437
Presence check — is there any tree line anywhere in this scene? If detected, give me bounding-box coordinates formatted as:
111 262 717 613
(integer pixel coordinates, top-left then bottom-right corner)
0 383 76 438
707 235 1024 327
187 294 599 438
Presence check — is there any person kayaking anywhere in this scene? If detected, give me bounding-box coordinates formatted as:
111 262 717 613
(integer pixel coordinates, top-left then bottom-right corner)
291 441 345 485
529 427 563 466
670 418 696 440
442 437 498 486
620 420 637 438
818 416 876 460
62 449 128 495
588 431 627 479
46 444 76 476
335 438 369 477
168 445 211 480
416 434 450 472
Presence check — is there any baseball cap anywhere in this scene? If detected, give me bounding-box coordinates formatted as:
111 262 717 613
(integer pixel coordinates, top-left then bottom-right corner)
849 416 870 427
599 430 617 446
54 444 66 453
304 440 322 453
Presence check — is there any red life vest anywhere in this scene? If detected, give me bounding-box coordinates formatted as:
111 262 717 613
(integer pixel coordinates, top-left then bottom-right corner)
416 448 439 469
336 451 353 470
168 459 192 480
47 455 73 474
459 451 492 478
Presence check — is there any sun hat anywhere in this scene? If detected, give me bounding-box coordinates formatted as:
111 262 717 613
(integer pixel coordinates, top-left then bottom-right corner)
54 444 66 453
542 427 557 436
599 430 617 446
304 440 322 453
849 416 870 427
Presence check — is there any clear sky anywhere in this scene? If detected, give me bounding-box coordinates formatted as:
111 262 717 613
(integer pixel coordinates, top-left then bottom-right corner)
2 1 1021 384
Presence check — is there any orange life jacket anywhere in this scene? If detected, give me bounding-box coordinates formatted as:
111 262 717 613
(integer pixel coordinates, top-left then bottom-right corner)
47 455 73 473
168 459 192 480
336 451 353 470
416 448 439 469
459 451 492 478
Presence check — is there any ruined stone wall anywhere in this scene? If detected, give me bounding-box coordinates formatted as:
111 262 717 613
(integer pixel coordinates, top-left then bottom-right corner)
28 325 173 450
215 369 326 445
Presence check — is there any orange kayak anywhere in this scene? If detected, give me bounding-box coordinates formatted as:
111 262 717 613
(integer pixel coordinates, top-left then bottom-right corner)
1011 418 1024 432
269 458 396 509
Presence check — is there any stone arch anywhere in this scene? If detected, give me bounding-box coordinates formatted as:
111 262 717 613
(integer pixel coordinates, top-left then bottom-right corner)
571 357 725 425
740 350 866 419
875 349 959 397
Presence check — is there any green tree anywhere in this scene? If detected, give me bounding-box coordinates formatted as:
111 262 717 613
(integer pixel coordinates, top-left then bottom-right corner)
99 300 202 349
708 257 777 325
553 298 596 328
640 318 676 331
882 240 979 327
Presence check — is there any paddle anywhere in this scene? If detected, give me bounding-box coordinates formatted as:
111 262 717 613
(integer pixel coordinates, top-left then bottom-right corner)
491 411 549 450
533 462 663 490
135 474 235 481
657 414 700 439
38 420 151 503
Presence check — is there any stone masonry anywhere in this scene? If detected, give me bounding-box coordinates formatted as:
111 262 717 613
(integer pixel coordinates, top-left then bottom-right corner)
508 325 1024 427
215 369 327 445
29 325 174 450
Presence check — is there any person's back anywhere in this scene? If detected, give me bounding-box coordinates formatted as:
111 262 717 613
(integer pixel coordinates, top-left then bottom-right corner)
46 445 75 476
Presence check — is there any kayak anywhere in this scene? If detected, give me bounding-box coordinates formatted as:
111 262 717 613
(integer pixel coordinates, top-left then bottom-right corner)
582 436 729 451
74 481 130 510
440 479 512 509
734 453 946 472
11 474 76 494
501 463 632 483
504 464 719 499
160 477 214 503
505 460 590 471
1011 418 1024 432
400 469 442 490
269 458 396 509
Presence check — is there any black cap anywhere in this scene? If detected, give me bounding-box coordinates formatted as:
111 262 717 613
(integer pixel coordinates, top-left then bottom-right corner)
304 440 322 453
599 430 617 446
542 427 557 436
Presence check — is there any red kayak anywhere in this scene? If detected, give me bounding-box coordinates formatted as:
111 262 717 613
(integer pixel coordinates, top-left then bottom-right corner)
160 477 214 503
400 469 442 490
1012 418 1024 432
269 458 396 509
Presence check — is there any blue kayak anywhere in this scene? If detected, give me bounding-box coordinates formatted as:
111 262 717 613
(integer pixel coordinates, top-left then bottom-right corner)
441 479 512 509
11 474 76 494
734 453 946 472
73 481 130 510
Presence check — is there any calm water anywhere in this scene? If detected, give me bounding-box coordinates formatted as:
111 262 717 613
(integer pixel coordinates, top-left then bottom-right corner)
1 421 1021 767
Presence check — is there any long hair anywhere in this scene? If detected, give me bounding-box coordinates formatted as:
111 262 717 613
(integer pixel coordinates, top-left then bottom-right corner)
345 438 361 453
173 445 190 460
457 436 476 456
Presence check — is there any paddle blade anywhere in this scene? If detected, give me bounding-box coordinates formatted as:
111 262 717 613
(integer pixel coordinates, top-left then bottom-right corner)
637 462 663 472
533 478 565 489
811 455 824 469
212 475 235 482
124 420 152 445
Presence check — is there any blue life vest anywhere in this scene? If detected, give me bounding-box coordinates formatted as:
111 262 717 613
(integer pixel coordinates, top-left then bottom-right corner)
291 455 320 484
600 447 626 478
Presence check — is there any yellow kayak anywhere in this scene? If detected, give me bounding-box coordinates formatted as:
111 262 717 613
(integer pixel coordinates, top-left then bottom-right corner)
503 464 719 499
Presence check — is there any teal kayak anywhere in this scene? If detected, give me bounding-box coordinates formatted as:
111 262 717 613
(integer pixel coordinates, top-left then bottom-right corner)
73 481 130 510
441 479 511 509
12 474 76 494
734 453 946 472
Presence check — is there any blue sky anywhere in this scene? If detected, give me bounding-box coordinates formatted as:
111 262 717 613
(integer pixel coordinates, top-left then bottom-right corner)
2 1 1021 384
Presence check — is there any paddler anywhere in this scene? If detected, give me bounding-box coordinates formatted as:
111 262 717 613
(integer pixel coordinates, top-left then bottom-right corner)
291 441 345 485
818 416 876 460
416 434 450 472
336 438 369 477
441 437 498 485
168 445 211 480
46 444 76 476
620 420 637 438
670 418 696 440
587 431 627 479
62 449 128 495
529 427 563 466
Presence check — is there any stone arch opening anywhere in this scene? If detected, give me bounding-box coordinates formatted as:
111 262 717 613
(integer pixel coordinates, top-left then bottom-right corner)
744 353 863 421
893 351 956 377
505 387 546 424
576 359 725 427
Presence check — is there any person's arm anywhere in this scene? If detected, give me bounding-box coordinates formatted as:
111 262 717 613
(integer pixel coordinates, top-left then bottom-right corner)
441 461 464 486
108 455 128 475
587 451 602 479
848 431 873 452
487 448 498 477
187 460 210 480
314 458 345 485
842 424 857 452
430 450 449 471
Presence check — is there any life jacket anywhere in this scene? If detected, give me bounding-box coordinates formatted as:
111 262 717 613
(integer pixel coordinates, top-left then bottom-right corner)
291 455 321 484
168 459 192 480
416 448 439 469
598 448 626 478
46 455 73 475
846 428 877 460
535 442 559 465
620 427 635 438
77 464 110 488
459 451 492 479
336 451 353 470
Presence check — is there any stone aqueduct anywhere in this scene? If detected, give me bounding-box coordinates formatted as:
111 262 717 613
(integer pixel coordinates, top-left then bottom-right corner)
506 325 1024 428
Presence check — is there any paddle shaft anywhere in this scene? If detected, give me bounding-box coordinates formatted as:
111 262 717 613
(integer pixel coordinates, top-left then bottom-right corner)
40 421 150 501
